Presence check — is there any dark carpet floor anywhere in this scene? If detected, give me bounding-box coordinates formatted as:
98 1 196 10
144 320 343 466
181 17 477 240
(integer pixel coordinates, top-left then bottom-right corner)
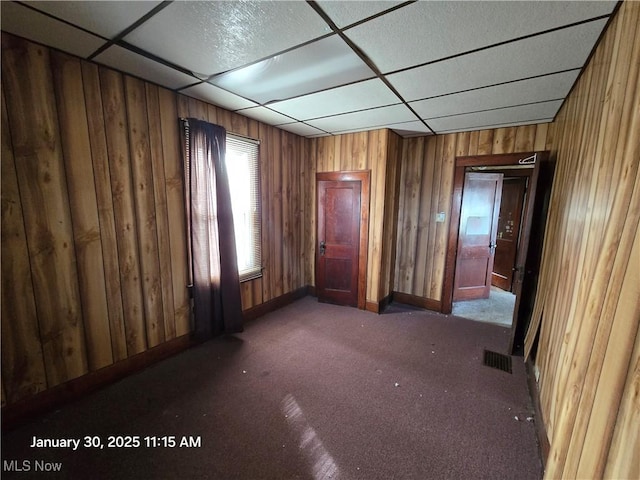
1 297 542 479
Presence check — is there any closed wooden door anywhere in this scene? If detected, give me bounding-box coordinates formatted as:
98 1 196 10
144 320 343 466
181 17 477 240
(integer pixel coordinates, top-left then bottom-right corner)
492 177 527 292
453 172 503 301
316 179 361 307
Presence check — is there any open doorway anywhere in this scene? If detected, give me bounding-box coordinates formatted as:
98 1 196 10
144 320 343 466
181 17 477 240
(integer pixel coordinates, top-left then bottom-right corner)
452 166 533 327
442 152 555 355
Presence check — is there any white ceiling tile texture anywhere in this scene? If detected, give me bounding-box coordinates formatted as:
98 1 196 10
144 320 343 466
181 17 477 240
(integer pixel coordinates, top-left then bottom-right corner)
94 46 200 90
427 100 563 132
268 79 399 120
387 19 608 102
410 70 580 120
179 82 259 111
344 0 616 73
307 104 418 132
0 1 106 58
0 0 617 137
236 107 296 126
123 1 331 77
24 1 163 39
314 1 405 28
209 35 375 104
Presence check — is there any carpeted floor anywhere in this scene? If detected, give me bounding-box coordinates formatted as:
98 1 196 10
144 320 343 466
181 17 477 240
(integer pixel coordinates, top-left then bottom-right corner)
1 297 542 479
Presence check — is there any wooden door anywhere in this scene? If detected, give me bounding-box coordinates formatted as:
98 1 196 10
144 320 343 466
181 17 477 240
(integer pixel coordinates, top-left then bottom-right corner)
453 172 503 301
316 178 362 307
492 177 527 292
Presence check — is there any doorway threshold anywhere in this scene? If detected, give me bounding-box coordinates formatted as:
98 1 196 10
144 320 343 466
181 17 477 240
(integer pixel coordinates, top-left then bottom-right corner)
452 286 515 327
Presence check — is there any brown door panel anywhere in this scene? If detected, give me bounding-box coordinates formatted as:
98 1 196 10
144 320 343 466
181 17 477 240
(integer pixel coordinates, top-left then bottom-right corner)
453 172 503 301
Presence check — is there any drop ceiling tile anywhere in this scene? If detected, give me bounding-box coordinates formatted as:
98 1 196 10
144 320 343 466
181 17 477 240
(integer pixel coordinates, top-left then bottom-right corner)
26 1 163 39
315 1 405 28
411 70 580 119
389 19 607 102
180 83 258 111
1 1 106 58
388 121 433 137
210 35 375 105
307 104 417 133
123 1 331 77
346 1 616 73
93 45 198 89
427 100 562 133
277 123 327 137
268 79 399 120
236 107 295 125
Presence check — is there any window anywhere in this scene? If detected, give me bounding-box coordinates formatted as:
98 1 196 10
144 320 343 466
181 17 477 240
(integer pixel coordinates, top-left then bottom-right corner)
225 134 261 281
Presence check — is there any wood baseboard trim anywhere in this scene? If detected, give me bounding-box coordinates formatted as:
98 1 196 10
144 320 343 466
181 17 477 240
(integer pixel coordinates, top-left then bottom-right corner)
365 293 393 314
392 291 442 312
242 286 309 322
3 287 313 430
526 358 550 469
2 334 194 431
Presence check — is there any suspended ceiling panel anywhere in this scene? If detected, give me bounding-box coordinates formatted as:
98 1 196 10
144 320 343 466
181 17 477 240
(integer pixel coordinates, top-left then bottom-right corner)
307 104 417 132
180 82 259 112
209 35 375 104
94 45 199 89
386 19 608 102
427 100 563 132
23 1 163 39
0 0 618 137
123 1 331 76
267 79 399 120
344 1 617 73
410 70 580 120
0 1 105 58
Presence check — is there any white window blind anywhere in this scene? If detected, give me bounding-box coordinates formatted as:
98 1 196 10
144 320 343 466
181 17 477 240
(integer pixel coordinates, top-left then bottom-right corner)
225 134 262 282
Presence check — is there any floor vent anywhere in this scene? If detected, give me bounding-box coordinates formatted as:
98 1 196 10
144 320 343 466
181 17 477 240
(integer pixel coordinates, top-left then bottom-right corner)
483 350 512 374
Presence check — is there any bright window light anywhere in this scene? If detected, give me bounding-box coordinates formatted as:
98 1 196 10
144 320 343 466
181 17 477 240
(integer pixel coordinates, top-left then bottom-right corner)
225 134 261 281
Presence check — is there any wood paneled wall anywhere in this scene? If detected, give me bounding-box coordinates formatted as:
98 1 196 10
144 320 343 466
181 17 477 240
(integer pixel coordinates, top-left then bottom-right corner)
394 124 548 304
310 129 402 309
524 1 639 477
1 33 312 407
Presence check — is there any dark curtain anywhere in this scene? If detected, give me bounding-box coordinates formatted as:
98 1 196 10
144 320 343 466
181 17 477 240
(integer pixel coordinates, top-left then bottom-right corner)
182 118 243 339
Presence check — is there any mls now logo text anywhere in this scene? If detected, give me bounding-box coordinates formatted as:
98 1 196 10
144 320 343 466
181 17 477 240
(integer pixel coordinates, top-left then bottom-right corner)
4 459 63 472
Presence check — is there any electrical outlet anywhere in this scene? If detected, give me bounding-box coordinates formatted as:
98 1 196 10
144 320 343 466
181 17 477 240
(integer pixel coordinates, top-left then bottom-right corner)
436 212 446 223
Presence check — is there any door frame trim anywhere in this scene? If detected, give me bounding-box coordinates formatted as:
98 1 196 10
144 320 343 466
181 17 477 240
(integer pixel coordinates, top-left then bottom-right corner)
444 152 541 314
316 171 370 310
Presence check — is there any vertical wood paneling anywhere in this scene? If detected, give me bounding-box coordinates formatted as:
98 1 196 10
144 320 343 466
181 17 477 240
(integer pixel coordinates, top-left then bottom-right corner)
158 88 190 337
380 132 403 299
2 33 312 409
81 61 128 362
2 36 87 386
394 123 550 302
281 132 293 294
145 84 176 341
100 67 147 356
272 129 284 298
124 76 165 348
522 2 639 478
1 87 47 401
313 131 394 307
51 51 113 370
604 313 640 480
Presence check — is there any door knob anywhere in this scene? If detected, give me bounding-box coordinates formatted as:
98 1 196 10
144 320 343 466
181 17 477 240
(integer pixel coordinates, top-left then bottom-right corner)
319 240 326 256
